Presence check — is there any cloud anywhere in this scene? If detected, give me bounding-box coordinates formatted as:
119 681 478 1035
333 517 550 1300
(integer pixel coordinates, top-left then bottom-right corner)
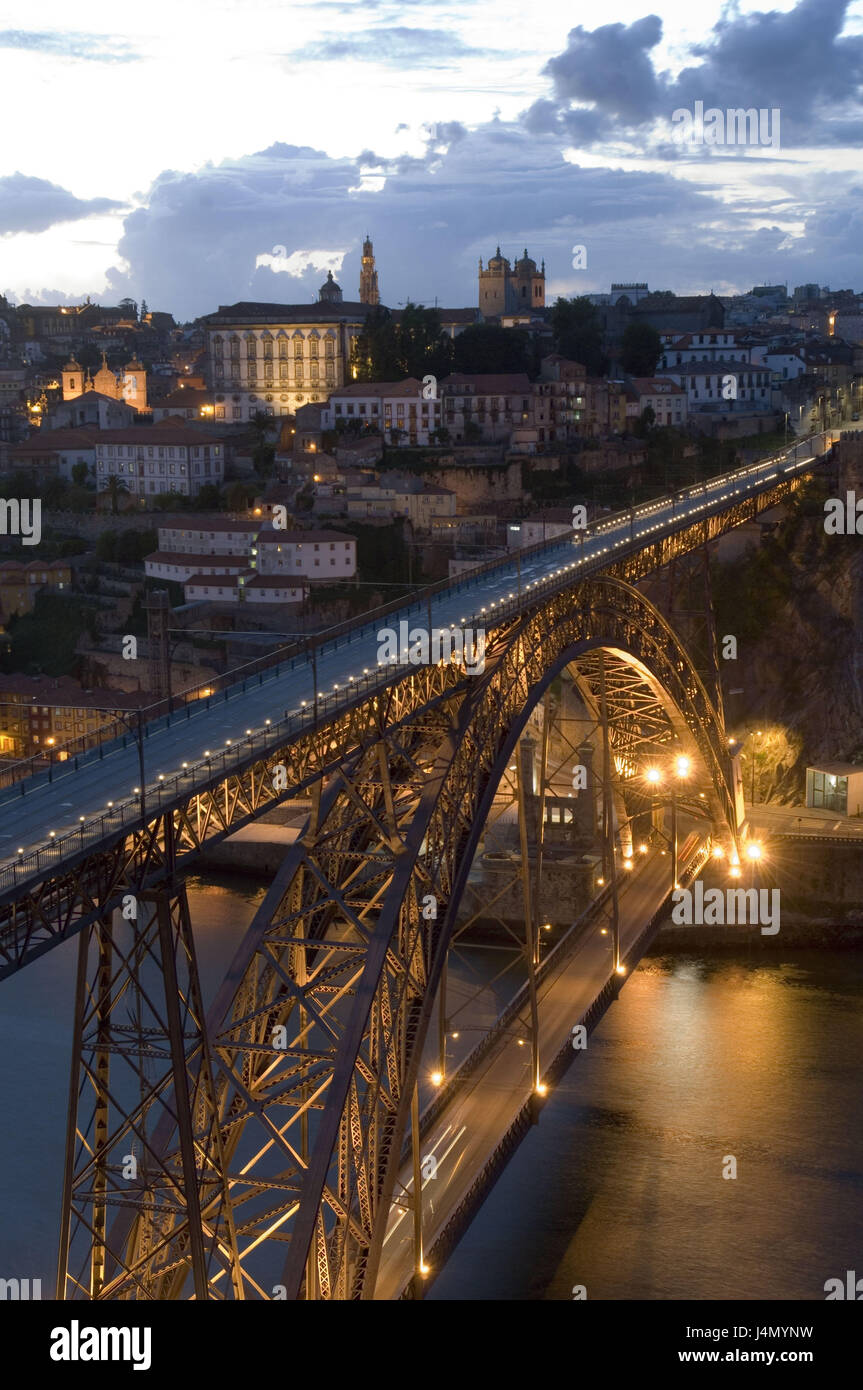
292 27 492 66
543 16 665 126
0 173 124 237
532 0 863 151
0 29 139 63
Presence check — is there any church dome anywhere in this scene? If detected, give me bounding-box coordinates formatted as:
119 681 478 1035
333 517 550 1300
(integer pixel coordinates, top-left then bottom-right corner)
319 270 343 303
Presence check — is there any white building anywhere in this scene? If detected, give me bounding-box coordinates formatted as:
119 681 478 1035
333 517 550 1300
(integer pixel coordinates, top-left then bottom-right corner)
255 529 356 580
205 286 368 422
344 477 455 528
659 362 772 412
144 553 252 584
321 379 443 446
157 519 260 556
659 331 752 368
183 573 306 605
94 428 225 499
626 377 688 426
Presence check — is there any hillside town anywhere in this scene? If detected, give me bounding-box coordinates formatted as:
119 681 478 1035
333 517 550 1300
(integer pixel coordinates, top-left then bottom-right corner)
1 243 861 762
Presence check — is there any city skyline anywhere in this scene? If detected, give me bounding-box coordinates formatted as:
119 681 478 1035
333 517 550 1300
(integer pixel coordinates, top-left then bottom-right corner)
1 0 862 317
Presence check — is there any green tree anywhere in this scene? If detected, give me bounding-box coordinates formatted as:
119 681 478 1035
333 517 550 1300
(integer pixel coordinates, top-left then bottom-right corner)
621 321 663 376
104 475 128 515
194 484 223 510
451 324 531 375
550 297 607 375
71 461 89 487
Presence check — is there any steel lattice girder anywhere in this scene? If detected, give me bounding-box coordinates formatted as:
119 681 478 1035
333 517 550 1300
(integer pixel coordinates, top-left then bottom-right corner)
87 575 736 1301
57 877 242 1301
0 473 800 977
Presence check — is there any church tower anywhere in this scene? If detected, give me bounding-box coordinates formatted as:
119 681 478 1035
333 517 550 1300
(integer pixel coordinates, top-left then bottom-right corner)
359 235 380 306
62 355 84 401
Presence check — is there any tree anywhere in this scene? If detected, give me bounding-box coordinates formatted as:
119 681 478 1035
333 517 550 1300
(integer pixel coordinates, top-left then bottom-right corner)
104 475 128 515
550 297 607 375
633 405 656 438
464 420 482 443
621 321 662 376
429 425 451 446
118 297 138 318
350 303 452 381
451 324 532 375
195 484 223 510
71 461 89 487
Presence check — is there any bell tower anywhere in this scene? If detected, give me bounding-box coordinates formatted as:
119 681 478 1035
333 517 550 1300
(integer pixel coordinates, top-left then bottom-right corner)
359 235 380 306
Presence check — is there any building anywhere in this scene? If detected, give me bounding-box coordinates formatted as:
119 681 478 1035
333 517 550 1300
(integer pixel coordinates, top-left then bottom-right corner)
152 388 214 423
156 519 260 556
440 373 533 443
0 674 144 760
94 428 225 499
659 362 772 413
321 379 442 446
343 477 456 529
62 353 148 412
254 529 356 580
0 558 72 620
627 377 689 426
144 553 253 584
659 331 751 368
359 236 380 306
8 428 99 482
805 762 863 817
205 283 371 422
183 573 306 606
43 392 135 431
477 247 545 316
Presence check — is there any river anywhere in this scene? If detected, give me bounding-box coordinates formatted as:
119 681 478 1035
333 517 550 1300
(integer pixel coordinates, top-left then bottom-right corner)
1 875 861 1301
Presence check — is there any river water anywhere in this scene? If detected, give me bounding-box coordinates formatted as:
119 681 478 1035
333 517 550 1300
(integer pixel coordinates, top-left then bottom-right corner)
2 875 861 1301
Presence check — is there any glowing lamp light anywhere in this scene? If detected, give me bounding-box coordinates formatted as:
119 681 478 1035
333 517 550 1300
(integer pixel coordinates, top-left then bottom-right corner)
639 843 648 854
645 767 661 785
675 755 691 778
746 842 763 861
536 1083 548 1097
730 866 741 879
431 1070 443 1086
615 964 626 975
712 845 725 859
623 858 634 871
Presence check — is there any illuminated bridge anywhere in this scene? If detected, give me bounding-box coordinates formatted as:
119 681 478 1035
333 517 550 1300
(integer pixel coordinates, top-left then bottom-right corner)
0 429 839 1299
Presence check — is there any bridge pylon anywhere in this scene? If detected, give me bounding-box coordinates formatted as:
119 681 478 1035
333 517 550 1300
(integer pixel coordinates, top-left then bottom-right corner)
56 857 241 1301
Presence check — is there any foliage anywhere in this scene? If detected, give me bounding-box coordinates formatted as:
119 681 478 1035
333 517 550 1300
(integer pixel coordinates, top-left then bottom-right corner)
620 321 663 376
451 324 531 376
549 297 607 375
0 591 95 676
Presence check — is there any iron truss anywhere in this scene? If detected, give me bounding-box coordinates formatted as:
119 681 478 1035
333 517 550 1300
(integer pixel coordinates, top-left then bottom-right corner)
54 574 736 1300
0 474 797 975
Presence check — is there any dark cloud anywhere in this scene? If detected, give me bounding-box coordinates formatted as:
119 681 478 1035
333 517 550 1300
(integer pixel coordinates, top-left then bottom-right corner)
543 16 664 125
292 27 492 66
533 0 863 151
0 173 123 236
0 29 139 62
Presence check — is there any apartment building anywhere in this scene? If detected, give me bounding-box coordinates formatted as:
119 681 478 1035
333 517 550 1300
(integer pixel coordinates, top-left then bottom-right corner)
321 379 443 446
94 428 226 499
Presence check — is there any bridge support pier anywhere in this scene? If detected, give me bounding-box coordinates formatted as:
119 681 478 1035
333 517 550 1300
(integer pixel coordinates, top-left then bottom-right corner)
55 848 240 1301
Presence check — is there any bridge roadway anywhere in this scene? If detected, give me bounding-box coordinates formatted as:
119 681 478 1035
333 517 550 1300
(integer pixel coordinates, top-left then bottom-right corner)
376 834 702 1298
0 432 833 891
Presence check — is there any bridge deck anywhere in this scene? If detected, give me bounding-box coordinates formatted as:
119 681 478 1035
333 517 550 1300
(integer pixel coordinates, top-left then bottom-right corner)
378 837 703 1298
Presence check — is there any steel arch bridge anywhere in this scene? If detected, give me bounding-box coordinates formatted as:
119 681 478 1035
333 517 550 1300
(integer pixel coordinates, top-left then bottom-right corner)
57 572 739 1301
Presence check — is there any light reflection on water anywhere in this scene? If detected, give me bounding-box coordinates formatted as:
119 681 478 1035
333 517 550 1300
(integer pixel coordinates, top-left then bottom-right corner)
430 951 863 1300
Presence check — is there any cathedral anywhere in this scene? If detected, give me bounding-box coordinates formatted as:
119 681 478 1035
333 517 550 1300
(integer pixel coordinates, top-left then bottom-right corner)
478 247 545 316
315 236 380 307
62 352 148 411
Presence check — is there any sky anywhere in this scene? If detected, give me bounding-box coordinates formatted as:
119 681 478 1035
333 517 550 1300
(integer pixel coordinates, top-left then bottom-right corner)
0 0 862 319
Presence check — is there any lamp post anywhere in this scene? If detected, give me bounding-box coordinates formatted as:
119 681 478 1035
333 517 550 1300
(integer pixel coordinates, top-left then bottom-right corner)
644 753 691 890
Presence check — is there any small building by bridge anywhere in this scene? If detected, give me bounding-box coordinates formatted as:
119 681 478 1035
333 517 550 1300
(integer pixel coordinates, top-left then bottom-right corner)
805 761 863 816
